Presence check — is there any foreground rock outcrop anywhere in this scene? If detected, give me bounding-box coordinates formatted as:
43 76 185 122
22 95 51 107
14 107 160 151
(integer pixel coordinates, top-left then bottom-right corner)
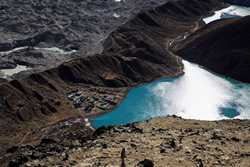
0 0 228 154
1 116 249 166
175 16 250 83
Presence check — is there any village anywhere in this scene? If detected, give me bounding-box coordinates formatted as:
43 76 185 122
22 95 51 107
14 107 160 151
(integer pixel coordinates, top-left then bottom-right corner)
66 85 125 115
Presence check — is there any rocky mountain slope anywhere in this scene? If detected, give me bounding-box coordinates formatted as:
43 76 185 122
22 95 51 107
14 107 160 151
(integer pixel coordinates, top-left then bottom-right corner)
175 16 250 83
221 0 250 6
0 0 229 155
0 0 172 83
1 116 249 166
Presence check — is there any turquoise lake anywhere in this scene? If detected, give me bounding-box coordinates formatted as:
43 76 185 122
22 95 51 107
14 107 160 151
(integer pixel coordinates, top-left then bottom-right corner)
93 5 250 128
93 60 250 128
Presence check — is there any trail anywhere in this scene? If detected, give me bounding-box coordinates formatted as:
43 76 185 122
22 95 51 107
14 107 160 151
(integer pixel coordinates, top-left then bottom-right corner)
19 132 31 145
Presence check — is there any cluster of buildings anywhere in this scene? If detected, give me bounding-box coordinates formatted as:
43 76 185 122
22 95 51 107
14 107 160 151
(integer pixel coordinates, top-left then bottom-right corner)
66 87 119 112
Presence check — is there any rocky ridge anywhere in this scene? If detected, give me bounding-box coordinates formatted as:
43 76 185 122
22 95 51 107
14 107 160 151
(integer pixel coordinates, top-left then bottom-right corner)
1 116 249 166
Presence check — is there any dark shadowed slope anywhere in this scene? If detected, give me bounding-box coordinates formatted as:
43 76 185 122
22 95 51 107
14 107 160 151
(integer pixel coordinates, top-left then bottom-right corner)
220 0 250 6
175 16 250 83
